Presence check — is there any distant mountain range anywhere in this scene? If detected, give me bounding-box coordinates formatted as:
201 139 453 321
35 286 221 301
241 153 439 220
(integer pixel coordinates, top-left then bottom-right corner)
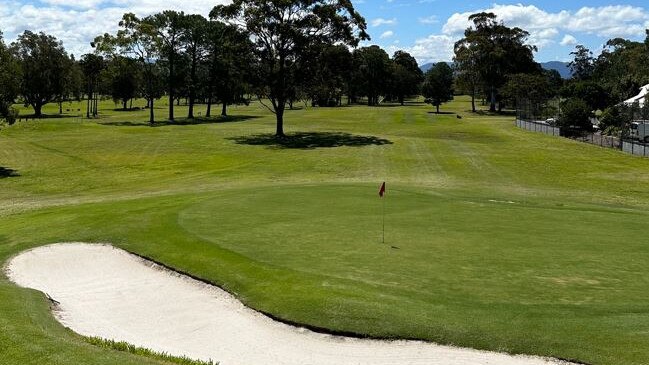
540 61 572 79
419 61 572 79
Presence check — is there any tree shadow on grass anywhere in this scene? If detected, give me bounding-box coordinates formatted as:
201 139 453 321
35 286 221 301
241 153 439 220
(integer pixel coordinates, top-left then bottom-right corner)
0 167 19 178
473 110 517 116
229 132 393 150
427 111 456 115
100 115 260 127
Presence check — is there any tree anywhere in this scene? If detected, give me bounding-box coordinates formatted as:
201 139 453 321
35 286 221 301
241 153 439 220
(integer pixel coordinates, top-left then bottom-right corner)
104 56 141 110
145 11 186 122
0 31 21 123
94 13 164 124
454 43 481 112
568 45 595 81
180 14 209 119
204 21 253 117
352 46 392 106
306 44 352 107
500 73 552 109
592 38 649 103
454 12 538 112
557 98 593 135
12 31 72 117
211 0 368 137
560 80 610 112
79 54 104 118
390 51 424 105
422 62 454 113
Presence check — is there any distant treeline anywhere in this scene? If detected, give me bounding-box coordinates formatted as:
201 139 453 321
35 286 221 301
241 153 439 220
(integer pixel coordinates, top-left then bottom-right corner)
1 1 648 137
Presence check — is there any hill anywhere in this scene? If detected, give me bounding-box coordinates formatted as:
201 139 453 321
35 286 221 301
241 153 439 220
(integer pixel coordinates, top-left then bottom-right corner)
420 61 572 79
541 61 572 78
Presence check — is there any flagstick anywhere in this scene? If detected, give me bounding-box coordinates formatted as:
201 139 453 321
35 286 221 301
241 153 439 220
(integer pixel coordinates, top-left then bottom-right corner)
382 193 385 244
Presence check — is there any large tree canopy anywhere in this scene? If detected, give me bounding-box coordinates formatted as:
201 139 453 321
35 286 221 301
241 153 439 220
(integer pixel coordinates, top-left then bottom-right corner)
351 45 392 106
0 31 21 121
390 50 424 106
422 62 454 114
210 0 369 137
454 12 538 112
11 31 72 117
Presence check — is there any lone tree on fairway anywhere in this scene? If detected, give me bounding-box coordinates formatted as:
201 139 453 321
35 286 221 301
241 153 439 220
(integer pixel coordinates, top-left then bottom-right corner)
12 31 72 117
210 0 369 137
422 62 454 113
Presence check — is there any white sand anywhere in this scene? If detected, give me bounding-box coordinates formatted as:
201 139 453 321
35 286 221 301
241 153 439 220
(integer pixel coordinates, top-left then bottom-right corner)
6 243 571 365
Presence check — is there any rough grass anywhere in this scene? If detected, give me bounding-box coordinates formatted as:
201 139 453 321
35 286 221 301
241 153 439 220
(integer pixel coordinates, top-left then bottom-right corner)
2 97 649 365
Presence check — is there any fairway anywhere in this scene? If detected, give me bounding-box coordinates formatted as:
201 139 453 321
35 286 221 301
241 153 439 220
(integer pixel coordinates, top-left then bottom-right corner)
2 97 649 365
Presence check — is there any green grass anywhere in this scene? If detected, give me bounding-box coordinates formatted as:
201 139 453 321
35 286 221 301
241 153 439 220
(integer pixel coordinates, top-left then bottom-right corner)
3 96 649 365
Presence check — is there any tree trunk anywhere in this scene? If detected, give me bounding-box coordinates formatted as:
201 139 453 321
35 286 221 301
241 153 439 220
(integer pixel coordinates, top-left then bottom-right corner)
33 103 43 118
206 98 212 118
436 104 440 114
400 95 405 106
86 90 92 119
59 102 63 114
149 98 155 125
221 103 227 117
276 109 285 137
489 88 497 112
471 90 476 113
123 100 128 110
168 53 175 121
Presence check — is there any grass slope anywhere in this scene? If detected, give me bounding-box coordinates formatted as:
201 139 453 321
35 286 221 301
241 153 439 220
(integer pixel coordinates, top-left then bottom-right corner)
2 97 649 365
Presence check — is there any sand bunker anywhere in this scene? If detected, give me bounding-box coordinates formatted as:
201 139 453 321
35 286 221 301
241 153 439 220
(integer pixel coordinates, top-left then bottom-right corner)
6 243 571 365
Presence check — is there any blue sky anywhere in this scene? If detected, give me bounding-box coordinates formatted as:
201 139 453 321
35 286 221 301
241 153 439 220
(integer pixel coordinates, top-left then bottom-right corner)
1 1 648 64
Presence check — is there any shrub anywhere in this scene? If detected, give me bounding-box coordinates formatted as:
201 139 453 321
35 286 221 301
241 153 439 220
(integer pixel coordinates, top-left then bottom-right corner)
558 98 593 136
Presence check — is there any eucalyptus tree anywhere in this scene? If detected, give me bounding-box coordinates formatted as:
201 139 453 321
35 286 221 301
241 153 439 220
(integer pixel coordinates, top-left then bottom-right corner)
454 42 481 112
422 62 454 113
145 11 186 121
104 56 142 110
12 31 72 117
569 45 595 81
94 13 163 124
211 24 253 117
211 0 369 137
390 51 423 105
454 12 538 112
352 45 392 106
308 44 352 107
0 31 20 122
79 54 104 118
180 14 209 119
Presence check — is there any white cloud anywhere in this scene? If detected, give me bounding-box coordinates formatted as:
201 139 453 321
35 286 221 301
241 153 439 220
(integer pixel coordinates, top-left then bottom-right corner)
388 34 455 64
371 17 397 27
380 30 394 39
0 0 230 56
560 34 578 46
403 3 649 64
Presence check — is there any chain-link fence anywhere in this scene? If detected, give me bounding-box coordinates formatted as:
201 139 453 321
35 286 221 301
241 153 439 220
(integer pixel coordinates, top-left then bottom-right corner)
623 140 649 157
515 119 560 136
573 133 622 149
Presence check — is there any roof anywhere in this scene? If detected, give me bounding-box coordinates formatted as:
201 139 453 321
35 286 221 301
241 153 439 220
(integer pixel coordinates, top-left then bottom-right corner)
624 84 649 106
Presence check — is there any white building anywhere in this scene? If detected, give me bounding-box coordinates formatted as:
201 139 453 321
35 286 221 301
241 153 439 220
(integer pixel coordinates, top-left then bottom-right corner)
624 84 649 107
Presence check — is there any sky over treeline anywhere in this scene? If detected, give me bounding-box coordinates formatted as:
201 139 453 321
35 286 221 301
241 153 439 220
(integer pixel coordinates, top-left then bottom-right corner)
1 0 649 64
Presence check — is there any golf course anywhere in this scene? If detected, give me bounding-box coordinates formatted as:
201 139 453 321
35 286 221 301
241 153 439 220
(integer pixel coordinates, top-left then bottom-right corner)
1 97 649 365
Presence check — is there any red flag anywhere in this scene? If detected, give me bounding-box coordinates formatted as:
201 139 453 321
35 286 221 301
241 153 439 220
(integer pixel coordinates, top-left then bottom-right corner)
379 182 386 198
